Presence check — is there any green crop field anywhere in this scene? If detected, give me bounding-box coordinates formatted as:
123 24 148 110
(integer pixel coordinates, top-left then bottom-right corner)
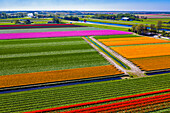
0 74 169 112
0 36 110 76
80 18 170 29
67 22 129 31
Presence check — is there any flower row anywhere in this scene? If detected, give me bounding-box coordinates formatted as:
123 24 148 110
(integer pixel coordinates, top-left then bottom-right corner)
63 93 169 113
0 24 85 29
0 65 123 88
111 43 170 58
0 30 132 40
24 89 170 113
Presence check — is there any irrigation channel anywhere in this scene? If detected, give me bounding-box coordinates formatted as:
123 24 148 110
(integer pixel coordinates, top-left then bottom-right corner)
79 21 170 31
83 36 146 77
146 69 170 76
0 75 127 94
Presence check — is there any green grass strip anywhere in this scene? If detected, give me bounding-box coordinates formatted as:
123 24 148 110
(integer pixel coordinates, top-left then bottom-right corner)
94 34 140 39
72 22 129 31
109 42 170 47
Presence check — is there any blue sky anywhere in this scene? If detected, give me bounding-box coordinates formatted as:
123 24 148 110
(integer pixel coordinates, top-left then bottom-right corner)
0 0 170 11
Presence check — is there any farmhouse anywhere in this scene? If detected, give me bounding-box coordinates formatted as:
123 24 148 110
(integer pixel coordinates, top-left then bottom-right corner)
121 17 131 21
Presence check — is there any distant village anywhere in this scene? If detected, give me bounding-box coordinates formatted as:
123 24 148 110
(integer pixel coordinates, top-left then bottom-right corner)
1 11 170 19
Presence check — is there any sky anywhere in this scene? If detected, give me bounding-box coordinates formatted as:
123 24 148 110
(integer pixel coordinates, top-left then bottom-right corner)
0 0 170 11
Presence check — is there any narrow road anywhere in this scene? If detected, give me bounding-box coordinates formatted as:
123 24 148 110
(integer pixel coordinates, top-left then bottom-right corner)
84 36 146 77
83 37 127 74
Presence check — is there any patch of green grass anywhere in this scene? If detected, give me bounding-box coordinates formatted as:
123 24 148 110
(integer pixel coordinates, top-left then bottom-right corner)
0 23 15 25
0 37 110 76
0 74 169 112
109 42 170 47
72 22 129 31
94 34 140 39
82 18 170 29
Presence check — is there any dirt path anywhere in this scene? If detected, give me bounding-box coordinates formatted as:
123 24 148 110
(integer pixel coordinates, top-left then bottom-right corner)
82 37 127 74
84 36 146 77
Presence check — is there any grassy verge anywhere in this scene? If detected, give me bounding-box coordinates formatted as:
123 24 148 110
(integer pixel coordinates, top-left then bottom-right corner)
94 34 140 39
109 42 170 47
80 18 170 29
68 21 129 31
0 23 15 25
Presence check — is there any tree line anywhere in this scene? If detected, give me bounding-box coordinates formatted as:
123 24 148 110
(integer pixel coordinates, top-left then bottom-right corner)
91 13 142 21
64 16 79 21
129 21 169 37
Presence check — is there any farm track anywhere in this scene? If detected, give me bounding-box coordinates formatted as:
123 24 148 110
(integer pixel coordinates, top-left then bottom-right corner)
84 36 145 77
83 37 127 74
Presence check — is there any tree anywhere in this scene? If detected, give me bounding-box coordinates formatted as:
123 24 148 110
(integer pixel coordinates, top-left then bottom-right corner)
132 25 137 32
53 15 60 24
143 25 149 34
64 16 79 21
24 19 31 24
156 21 162 32
128 28 132 32
53 17 60 24
136 24 144 34
150 24 156 33
162 30 166 36
14 20 20 24
2 12 7 19
73 17 79 21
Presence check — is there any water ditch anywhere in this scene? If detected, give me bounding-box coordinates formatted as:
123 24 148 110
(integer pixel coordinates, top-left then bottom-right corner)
80 21 170 31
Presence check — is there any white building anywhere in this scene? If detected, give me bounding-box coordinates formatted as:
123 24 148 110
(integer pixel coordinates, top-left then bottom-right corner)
27 13 33 18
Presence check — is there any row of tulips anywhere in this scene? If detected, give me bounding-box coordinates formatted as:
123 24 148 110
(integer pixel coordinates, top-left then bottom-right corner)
62 93 170 113
0 30 132 40
102 38 169 46
24 89 170 113
111 43 170 59
0 65 122 88
0 24 85 29
129 55 170 71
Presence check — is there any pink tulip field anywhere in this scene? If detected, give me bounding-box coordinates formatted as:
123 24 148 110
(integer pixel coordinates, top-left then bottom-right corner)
0 30 132 40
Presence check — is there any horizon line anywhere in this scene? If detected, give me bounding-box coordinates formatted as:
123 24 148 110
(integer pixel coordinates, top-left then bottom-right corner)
0 10 170 12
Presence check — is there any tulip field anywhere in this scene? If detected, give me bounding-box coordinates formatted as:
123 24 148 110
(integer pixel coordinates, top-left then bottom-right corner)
0 24 85 29
111 44 170 58
0 30 131 40
101 37 170 46
0 23 170 113
129 55 170 71
0 36 112 76
0 73 169 112
95 35 170 72
0 24 131 89
31 89 170 113
0 65 123 88
0 27 105 33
